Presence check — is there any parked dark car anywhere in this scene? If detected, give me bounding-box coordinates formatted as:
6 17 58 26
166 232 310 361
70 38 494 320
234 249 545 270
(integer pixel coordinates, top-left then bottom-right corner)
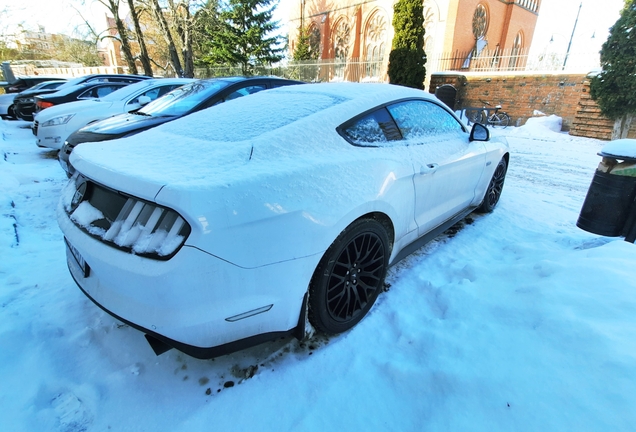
59 76 304 176
9 79 68 120
1 79 66 120
1 76 64 94
15 74 151 121
32 82 133 120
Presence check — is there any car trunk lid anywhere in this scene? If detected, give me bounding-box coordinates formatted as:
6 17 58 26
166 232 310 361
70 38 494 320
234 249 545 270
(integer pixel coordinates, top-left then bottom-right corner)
70 132 254 202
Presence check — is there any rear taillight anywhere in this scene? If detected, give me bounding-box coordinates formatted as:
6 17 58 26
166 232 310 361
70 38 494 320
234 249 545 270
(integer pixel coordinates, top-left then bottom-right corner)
62 174 191 259
36 101 54 110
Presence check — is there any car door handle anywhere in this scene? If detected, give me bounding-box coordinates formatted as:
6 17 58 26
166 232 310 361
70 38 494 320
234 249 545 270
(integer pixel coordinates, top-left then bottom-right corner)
420 163 439 175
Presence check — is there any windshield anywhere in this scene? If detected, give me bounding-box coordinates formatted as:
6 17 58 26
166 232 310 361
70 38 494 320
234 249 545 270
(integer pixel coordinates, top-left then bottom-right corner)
138 80 230 117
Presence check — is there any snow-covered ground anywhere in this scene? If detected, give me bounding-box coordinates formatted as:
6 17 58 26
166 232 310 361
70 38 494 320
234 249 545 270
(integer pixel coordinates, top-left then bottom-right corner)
1 116 635 432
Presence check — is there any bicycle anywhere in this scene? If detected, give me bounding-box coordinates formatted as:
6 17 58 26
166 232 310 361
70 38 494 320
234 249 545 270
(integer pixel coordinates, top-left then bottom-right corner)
465 101 511 128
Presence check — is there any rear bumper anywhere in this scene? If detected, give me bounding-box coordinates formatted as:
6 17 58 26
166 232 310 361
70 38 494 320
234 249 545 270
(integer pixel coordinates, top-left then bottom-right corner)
66 262 297 359
15 102 35 121
58 201 312 357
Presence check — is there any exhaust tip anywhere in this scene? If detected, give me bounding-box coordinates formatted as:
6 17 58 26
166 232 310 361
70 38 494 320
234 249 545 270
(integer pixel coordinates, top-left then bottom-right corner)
144 334 172 356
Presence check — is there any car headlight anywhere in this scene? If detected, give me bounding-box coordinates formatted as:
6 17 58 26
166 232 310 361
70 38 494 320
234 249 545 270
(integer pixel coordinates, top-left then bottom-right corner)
41 114 75 127
22 97 34 103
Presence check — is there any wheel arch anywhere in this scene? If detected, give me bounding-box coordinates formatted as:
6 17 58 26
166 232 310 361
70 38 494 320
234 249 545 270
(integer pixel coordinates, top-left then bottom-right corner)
354 211 395 253
304 211 394 334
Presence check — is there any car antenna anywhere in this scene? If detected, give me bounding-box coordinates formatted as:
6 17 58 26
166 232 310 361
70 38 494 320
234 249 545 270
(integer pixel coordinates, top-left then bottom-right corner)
249 145 254 161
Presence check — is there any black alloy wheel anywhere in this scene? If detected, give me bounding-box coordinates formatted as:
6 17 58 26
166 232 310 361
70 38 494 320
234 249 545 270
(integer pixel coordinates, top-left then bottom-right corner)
309 219 390 334
477 157 507 213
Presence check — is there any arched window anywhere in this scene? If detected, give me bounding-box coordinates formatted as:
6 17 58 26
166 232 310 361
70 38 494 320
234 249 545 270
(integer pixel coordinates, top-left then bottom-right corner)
363 11 387 78
422 2 438 57
463 3 489 69
472 4 488 40
309 24 321 58
332 17 351 79
509 32 523 70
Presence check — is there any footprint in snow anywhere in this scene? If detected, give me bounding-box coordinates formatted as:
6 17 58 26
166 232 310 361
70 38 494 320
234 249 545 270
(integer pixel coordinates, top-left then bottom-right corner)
51 392 93 432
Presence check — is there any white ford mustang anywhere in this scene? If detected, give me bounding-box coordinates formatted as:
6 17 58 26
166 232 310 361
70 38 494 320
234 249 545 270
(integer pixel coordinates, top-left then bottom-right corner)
57 83 509 358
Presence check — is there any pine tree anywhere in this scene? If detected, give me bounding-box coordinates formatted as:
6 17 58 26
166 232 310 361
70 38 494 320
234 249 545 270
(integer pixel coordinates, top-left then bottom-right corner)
293 26 318 61
387 0 426 89
204 0 284 75
194 0 222 66
590 1 636 121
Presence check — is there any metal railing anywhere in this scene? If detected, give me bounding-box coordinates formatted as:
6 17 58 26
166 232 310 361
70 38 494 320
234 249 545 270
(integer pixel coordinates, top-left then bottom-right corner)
6 48 600 84
196 58 388 83
429 48 601 73
197 49 600 82
514 0 540 13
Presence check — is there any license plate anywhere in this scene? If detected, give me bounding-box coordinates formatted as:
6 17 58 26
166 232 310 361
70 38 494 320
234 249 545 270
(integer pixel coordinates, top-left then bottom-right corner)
65 238 90 278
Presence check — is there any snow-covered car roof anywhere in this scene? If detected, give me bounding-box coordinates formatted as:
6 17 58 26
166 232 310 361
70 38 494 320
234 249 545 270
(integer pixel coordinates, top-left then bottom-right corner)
71 83 452 192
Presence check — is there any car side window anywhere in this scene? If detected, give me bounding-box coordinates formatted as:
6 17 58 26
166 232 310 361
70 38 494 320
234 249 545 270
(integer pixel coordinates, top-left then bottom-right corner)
79 85 125 99
387 100 464 141
127 85 178 107
341 108 402 147
224 85 267 102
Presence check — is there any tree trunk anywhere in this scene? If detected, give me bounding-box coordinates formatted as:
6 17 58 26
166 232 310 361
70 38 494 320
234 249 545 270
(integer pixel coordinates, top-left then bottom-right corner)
150 0 183 77
167 0 194 78
106 0 139 75
180 6 194 78
127 0 153 76
613 115 634 140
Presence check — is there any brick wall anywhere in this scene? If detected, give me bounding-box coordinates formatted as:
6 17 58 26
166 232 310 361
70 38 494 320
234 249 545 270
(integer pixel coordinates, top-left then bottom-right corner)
430 72 590 131
569 77 614 140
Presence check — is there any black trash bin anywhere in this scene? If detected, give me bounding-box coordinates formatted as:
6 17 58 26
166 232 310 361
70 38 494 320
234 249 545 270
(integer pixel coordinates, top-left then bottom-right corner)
577 139 636 242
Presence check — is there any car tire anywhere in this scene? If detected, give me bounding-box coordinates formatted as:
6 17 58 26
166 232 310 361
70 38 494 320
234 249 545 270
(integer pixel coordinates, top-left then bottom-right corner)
476 157 507 213
7 104 16 120
308 218 390 334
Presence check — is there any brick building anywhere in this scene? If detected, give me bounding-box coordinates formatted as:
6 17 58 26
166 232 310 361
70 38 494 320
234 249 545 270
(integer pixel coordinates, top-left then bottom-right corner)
287 0 541 80
98 16 124 68
14 26 74 60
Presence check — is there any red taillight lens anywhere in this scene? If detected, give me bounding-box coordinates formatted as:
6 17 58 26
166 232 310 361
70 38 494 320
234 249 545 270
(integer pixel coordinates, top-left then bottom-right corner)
36 101 54 110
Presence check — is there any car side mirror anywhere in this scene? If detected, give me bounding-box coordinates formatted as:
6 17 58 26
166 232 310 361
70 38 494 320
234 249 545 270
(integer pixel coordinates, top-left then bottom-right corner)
137 95 151 106
470 123 490 142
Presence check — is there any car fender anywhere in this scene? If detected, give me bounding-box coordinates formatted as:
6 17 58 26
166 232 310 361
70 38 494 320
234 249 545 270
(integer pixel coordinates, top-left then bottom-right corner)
473 137 510 205
155 154 417 269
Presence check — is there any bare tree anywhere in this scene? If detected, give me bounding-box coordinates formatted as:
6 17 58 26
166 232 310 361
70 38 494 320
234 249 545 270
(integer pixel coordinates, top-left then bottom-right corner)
97 0 139 74
168 0 194 77
127 0 153 76
146 0 183 76
54 37 102 66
